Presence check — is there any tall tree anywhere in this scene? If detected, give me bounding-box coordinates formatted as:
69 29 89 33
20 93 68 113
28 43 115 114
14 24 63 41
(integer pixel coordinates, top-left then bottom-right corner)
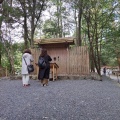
17 0 48 48
0 0 16 74
77 0 83 46
83 0 118 75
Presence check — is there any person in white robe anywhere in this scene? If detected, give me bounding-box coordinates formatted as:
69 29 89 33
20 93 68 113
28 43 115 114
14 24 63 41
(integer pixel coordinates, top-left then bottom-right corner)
21 49 34 86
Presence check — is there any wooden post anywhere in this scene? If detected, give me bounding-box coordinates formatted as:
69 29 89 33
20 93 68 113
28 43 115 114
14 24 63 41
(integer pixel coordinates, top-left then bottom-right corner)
37 66 39 79
6 67 7 77
53 65 55 81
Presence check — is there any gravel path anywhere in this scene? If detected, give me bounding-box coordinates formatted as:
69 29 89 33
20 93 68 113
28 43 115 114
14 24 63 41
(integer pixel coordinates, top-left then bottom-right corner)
0 77 120 120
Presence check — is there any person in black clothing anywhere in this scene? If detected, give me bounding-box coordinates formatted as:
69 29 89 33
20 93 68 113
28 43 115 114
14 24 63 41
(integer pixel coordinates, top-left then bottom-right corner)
38 49 52 86
103 67 106 75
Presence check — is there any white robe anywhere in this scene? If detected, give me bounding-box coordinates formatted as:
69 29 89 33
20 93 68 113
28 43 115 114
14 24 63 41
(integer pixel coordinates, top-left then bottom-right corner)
21 53 34 75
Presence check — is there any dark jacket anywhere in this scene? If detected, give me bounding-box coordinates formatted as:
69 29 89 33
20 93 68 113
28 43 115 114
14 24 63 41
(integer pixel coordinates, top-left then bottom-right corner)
38 55 52 80
103 67 106 74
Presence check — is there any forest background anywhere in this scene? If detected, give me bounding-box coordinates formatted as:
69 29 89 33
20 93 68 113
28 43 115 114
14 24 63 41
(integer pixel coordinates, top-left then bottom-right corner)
0 0 120 76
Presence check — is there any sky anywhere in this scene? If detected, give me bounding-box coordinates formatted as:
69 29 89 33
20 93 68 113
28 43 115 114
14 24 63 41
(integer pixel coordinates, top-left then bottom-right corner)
11 10 51 43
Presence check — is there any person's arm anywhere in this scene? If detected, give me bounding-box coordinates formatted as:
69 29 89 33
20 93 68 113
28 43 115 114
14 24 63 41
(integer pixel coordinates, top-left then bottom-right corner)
49 56 52 61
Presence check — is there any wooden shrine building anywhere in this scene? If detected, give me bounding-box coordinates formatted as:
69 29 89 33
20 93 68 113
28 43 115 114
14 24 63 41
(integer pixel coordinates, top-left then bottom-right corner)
32 37 89 78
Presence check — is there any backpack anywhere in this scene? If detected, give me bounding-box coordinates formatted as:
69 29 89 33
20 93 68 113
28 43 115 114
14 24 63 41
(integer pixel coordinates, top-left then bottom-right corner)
38 57 46 69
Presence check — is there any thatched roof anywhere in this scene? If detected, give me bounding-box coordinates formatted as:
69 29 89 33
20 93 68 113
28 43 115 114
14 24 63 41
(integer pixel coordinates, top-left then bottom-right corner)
34 37 75 45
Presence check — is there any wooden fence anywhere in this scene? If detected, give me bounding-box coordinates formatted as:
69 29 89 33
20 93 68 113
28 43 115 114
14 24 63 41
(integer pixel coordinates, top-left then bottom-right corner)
67 46 89 75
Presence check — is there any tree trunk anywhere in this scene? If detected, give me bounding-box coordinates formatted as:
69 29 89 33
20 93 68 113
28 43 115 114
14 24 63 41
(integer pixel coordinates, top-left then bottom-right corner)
94 14 101 75
23 1 28 49
0 25 2 66
59 0 62 37
23 15 28 49
0 0 4 4
0 52 1 65
118 58 120 70
56 0 60 37
85 9 101 76
77 0 83 46
86 12 95 72
74 8 77 45
117 53 120 70
30 1 36 48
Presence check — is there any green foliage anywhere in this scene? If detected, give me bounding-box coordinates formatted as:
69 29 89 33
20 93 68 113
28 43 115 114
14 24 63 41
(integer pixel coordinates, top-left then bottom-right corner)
1 42 24 72
0 0 120 73
101 26 120 66
14 51 22 71
42 19 59 38
1 51 22 72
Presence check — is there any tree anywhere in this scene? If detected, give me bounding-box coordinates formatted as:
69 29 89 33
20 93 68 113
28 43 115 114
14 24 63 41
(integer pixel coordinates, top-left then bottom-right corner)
45 0 73 38
17 0 48 48
83 0 118 75
42 19 58 38
0 0 20 74
0 0 4 4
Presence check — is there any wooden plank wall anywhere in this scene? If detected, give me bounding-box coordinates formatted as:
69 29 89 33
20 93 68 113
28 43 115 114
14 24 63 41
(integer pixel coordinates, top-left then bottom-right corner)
46 47 67 75
31 46 89 76
67 46 89 75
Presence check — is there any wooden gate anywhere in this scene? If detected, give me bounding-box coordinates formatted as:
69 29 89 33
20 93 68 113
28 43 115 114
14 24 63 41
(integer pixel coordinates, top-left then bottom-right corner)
67 46 89 75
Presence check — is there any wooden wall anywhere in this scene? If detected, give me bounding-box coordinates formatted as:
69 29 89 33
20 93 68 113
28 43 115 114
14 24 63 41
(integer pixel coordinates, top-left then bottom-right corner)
67 46 89 75
47 47 67 75
31 45 89 76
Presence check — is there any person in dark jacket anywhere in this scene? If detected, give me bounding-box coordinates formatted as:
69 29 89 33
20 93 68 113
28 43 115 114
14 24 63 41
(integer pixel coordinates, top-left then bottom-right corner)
38 49 52 86
103 67 106 75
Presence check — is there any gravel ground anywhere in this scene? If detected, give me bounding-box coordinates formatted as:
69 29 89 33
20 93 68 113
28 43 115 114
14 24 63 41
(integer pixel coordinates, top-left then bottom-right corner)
0 76 120 120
